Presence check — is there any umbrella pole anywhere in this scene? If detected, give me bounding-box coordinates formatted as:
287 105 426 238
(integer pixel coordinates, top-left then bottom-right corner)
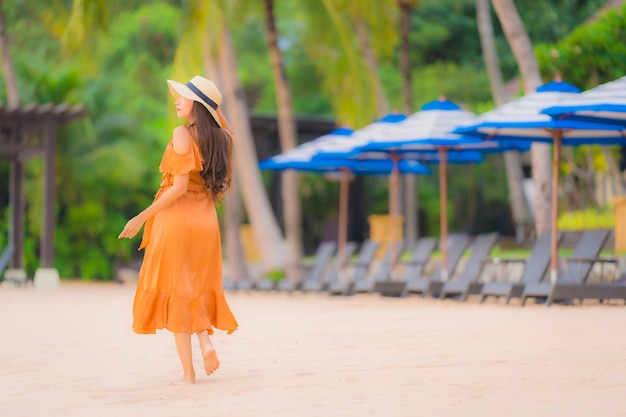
439 148 449 282
338 168 349 268
389 153 400 266
550 130 562 283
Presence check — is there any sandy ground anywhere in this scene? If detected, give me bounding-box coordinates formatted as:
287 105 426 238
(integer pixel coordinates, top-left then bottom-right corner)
1 281 625 417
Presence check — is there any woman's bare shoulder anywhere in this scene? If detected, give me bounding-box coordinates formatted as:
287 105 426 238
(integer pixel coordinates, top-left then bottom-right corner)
172 126 191 154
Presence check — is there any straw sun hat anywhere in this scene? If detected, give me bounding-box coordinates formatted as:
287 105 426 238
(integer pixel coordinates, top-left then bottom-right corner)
167 75 223 127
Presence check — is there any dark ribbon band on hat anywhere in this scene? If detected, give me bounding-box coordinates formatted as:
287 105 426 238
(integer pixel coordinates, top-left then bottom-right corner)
186 82 218 110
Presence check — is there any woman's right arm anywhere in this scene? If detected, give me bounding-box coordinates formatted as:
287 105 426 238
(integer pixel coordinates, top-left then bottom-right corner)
118 127 192 240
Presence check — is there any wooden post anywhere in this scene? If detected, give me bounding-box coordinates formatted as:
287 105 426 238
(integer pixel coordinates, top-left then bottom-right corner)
41 120 57 268
9 157 24 268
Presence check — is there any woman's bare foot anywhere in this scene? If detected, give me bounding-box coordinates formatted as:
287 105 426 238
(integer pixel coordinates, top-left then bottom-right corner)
202 349 220 375
171 371 195 386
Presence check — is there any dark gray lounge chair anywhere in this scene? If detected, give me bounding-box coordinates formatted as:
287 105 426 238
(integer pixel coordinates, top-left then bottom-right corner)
439 232 499 301
256 243 336 292
479 232 563 304
1 245 14 277
406 233 471 297
522 230 626 305
301 241 358 292
352 240 405 294
277 241 337 292
252 274 277 291
235 276 256 291
327 239 380 295
374 237 437 297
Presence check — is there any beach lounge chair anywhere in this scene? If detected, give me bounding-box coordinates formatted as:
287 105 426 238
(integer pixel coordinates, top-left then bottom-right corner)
255 275 279 291
439 232 499 301
1 245 14 280
405 233 471 297
301 241 358 292
521 230 626 305
234 276 256 291
352 240 405 294
276 241 337 292
374 237 437 297
479 232 563 304
327 240 380 296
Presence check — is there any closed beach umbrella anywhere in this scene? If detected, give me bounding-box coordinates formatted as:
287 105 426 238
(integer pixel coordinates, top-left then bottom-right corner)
455 80 626 282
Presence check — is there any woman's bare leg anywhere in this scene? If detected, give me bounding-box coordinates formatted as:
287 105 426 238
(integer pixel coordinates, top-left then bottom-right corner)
196 330 220 375
172 332 195 385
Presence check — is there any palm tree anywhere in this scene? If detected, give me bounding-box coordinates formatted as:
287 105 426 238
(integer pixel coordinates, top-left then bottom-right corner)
0 0 19 107
201 17 250 283
173 0 287 273
334 0 397 118
60 0 109 53
303 0 386 127
398 0 418 244
262 0 303 281
491 0 552 236
217 27 287 272
476 0 532 239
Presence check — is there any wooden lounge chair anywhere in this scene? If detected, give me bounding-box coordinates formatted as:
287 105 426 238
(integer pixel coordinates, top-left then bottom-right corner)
327 239 380 295
374 237 437 297
479 232 563 304
277 241 337 292
406 233 471 297
439 232 499 301
352 240 405 295
521 230 626 305
301 241 358 292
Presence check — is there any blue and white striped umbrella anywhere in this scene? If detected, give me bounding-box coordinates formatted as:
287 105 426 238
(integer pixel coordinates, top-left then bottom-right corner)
310 113 409 158
541 75 626 127
318 99 529 279
454 80 625 145
454 80 626 282
259 126 431 266
259 127 431 175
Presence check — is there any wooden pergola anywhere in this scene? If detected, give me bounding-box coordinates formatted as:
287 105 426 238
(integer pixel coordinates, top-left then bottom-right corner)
0 102 86 270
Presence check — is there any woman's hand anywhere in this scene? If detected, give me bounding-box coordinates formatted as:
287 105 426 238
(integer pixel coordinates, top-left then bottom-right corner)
118 215 146 239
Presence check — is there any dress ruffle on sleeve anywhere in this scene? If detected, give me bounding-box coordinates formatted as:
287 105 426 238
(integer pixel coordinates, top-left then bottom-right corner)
159 139 204 175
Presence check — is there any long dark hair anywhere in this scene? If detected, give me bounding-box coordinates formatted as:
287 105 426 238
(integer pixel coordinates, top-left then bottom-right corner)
188 102 232 198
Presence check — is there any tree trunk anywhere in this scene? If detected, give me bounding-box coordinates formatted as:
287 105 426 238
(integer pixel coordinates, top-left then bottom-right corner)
262 0 303 281
353 17 390 117
0 1 20 107
222 174 250 281
203 35 249 283
600 146 624 202
491 0 552 236
398 0 418 244
218 28 287 272
477 0 532 239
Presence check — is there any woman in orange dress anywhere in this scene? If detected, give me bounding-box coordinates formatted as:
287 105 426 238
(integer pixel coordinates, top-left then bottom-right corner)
119 75 238 386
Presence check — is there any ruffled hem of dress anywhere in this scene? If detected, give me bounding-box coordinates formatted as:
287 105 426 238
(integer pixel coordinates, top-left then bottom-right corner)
132 288 238 335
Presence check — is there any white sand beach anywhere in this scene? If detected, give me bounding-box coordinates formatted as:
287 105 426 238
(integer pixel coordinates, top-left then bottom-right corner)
1 281 625 417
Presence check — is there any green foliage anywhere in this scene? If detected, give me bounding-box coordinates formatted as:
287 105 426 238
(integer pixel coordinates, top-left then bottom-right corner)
557 206 616 230
536 4 626 87
0 1 179 279
262 268 286 281
1 0 622 279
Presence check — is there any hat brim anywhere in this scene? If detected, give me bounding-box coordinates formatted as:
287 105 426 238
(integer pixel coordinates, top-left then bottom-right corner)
167 79 222 127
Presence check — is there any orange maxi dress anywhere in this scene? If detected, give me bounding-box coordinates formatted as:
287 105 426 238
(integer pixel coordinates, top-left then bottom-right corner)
132 137 238 335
